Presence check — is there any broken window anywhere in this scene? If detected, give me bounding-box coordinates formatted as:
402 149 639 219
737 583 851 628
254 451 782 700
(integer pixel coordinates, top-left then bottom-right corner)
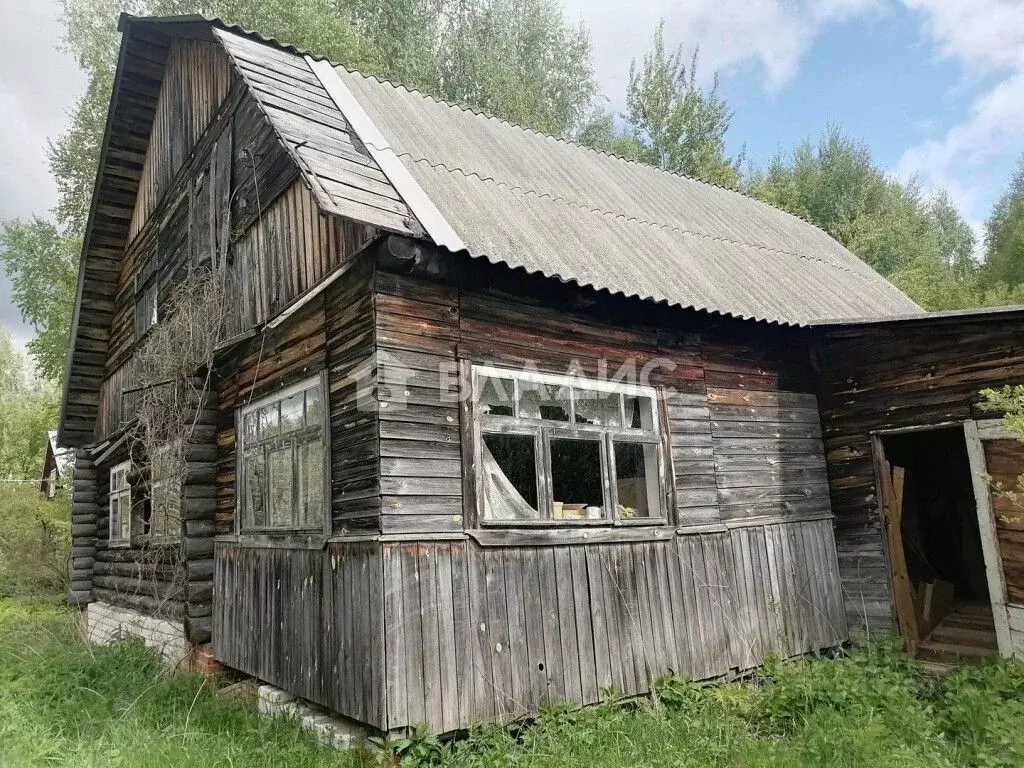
238 375 328 532
472 365 665 525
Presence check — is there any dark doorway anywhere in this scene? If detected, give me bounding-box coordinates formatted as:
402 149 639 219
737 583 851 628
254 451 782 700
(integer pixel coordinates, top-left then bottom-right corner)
878 427 996 664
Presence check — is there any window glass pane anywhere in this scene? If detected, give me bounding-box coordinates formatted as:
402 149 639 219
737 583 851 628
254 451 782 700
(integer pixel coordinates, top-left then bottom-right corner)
478 376 515 417
243 411 259 443
268 447 294 526
481 433 539 520
519 381 570 422
624 395 655 430
614 442 661 519
573 389 621 427
120 496 132 540
260 403 280 438
300 441 324 526
110 499 120 539
245 452 267 528
280 392 304 434
305 386 323 428
550 437 604 519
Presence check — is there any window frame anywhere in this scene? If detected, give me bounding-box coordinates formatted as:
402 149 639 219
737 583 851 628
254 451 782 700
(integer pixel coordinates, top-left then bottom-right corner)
108 460 133 546
234 372 331 536
139 441 182 543
470 365 670 529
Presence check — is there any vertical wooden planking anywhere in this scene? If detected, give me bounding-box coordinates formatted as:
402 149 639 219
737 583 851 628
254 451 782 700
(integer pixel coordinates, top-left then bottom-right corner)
585 545 615 694
418 545 443 730
484 549 514 717
570 546 599 703
434 544 459 733
449 541 474 727
519 549 547 706
400 545 426 726
553 547 582 703
466 542 494 720
503 549 531 715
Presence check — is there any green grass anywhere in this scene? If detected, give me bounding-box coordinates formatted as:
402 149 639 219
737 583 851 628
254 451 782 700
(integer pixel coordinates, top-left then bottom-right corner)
4 597 1024 767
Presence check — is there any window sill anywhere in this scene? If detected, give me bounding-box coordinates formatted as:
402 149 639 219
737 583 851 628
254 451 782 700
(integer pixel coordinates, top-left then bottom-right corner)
216 532 327 550
468 525 675 548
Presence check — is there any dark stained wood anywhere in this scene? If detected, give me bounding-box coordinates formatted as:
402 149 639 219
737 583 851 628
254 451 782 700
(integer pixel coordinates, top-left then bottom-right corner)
819 318 1024 636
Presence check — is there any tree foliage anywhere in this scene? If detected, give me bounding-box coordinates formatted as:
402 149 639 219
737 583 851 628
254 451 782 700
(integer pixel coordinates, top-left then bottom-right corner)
0 219 80 382
983 154 1024 288
749 126 985 310
582 21 740 186
0 328 60 480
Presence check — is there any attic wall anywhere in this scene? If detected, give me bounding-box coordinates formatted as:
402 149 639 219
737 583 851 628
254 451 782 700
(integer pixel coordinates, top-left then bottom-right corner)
128 38 234 240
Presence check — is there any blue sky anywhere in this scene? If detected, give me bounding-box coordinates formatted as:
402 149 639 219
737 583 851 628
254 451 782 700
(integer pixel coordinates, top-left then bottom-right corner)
2 0 1023 348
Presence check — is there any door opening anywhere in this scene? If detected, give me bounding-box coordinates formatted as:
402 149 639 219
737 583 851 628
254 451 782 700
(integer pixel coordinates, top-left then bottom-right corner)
877 427 997 665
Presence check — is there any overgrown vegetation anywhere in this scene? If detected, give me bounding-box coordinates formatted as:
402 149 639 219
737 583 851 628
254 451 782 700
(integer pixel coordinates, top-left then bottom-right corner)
0 486 70 598
4 596 1024 767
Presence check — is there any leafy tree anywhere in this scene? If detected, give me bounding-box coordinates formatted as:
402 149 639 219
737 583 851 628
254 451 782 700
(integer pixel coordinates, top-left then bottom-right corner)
0 219 80 382
17 0 600 387
0 327 60 480
595 21 738 185
983 154 1024 287
748 125 987 310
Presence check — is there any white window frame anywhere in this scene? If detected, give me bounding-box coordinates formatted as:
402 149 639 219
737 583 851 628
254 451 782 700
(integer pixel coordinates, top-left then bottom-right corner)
235 373 330 535
109 460 132 546
470 365 670 528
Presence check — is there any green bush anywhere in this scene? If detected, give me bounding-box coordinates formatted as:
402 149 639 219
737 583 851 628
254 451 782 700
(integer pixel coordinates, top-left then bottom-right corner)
940 659 1024 767
0 485 70 597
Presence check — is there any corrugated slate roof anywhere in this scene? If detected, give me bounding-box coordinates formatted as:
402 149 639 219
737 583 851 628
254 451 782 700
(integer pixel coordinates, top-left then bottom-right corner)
217 19 923 325
333 69 921 325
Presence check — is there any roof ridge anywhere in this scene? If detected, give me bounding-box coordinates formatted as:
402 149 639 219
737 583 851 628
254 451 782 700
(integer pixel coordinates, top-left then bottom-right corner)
139 14 918 269
398 155 865 276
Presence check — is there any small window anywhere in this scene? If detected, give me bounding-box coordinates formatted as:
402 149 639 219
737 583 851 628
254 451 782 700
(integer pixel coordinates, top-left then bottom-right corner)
472 366 665 526
237 376 328 532
109 461 132 544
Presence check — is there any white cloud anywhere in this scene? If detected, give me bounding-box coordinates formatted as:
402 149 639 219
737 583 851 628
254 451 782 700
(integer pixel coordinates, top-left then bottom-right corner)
564 0 880 108
897 1 1024 215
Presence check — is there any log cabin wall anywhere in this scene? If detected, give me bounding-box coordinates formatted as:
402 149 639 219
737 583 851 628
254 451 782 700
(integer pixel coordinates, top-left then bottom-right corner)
369 261 843 732
213 257 386 727
210 253 846 734
818 317 1024 637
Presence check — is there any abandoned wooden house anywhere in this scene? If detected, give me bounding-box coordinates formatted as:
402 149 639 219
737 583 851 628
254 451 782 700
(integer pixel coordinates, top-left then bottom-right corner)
59 13 1024 735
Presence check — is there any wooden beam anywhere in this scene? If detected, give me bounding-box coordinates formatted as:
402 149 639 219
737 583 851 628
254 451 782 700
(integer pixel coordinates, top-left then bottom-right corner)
964 418 1013 656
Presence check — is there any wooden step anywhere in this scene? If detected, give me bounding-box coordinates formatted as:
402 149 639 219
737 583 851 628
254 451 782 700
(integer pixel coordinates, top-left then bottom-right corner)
917 640 997 665
925 625 998 650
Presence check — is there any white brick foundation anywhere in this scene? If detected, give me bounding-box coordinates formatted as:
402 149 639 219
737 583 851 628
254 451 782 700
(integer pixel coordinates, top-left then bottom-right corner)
257 684 366 750
85 601 190 668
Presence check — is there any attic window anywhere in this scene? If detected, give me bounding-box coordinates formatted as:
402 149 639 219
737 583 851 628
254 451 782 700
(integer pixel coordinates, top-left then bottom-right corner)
471 366 667 526
134 245 158 338
237 375 328 533
109 461 132 545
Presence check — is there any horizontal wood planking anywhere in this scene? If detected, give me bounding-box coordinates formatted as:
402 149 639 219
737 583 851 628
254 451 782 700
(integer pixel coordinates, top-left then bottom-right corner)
819 318 1024 637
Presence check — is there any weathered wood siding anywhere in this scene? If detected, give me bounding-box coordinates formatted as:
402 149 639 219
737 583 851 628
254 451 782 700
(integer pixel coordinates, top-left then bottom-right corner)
214 541 385 728
213 516 842 733
819 317 1024 636
381 522 842 732
371 264 830 536
129 38 234 240
981 438 1024 604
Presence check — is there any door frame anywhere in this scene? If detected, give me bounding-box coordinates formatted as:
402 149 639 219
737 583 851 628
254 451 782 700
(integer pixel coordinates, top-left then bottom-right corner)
963 418 1013 656
869 421 1012 656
